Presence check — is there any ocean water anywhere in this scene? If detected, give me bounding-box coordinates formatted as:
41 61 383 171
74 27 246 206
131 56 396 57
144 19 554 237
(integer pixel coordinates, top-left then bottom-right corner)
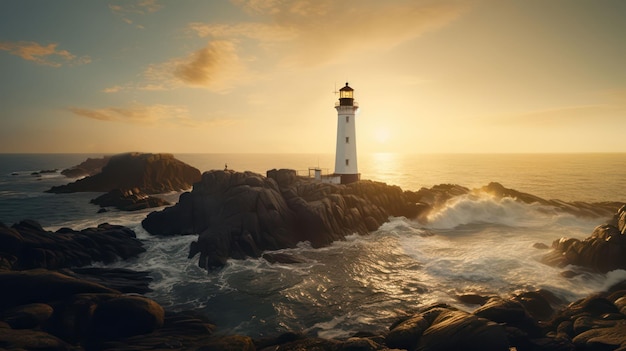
1 153 625 338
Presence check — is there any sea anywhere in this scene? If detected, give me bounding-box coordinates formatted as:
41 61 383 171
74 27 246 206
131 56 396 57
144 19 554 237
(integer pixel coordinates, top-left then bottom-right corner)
1 153 626 338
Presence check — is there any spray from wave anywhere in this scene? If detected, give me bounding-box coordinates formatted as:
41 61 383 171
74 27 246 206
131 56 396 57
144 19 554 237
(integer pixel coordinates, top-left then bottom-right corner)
424 192 591 230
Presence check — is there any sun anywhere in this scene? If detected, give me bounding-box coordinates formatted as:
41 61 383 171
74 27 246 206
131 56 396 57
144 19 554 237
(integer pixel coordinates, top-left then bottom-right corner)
374 128 390 144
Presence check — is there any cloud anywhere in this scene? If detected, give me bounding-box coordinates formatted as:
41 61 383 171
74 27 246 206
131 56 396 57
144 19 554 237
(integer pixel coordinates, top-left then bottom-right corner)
142 40 252 92
109 0 163 28
188 22 297 42
67 102 235 128
0 41 91 67
68 103 189 125
222 0 467 65
102 85 124 93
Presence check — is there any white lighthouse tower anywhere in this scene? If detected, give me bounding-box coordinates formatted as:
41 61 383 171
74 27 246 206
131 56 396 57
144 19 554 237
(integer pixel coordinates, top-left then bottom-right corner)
334 82 360 184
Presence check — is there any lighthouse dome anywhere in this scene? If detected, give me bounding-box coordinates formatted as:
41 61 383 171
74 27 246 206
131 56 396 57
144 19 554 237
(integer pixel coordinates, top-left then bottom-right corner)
338 82 354 105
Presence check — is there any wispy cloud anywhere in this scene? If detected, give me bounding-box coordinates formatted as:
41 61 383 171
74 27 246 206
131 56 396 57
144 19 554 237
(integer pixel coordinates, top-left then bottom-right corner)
67 102 234 128
142 40 253 92
0 41 91 67
188 22 297 42
109 0 163 28
220 0 467 66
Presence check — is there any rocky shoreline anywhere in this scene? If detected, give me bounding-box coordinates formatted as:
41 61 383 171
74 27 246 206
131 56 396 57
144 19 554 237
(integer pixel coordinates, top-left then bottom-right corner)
3 154 626 350
2 213 626 350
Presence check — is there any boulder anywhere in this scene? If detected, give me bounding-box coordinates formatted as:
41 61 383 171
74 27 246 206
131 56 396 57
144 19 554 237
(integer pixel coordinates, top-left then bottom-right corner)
90 188 170 211
89 295 165 341
143 170 424 269
386 314 430 350
417 309 509 351
542 215 626 273
47 152 201 194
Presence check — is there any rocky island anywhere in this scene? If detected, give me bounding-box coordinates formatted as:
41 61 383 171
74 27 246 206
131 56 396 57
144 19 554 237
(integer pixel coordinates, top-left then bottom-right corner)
46 152 200 212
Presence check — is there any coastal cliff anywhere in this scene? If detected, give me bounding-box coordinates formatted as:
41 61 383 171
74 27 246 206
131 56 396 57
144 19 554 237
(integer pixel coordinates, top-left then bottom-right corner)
142 169 425 269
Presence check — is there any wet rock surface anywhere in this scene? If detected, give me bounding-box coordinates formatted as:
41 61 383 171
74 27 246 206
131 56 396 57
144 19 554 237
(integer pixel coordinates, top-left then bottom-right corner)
0 219 145 270
542 205 626 273
90 188 170 211
142 169 424 269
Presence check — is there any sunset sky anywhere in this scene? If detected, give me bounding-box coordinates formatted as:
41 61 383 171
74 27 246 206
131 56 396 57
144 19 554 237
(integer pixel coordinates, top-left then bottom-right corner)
1 0 625 154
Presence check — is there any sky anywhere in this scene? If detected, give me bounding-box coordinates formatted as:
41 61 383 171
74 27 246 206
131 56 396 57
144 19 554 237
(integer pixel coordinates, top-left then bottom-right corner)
1 0 625 154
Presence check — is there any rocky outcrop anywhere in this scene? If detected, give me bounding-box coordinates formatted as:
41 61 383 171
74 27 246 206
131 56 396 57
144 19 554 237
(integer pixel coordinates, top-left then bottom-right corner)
0 220 145 270
142 169 423 269
542 205 626 273
61 156 110 178
90 188 170 211
47 152 201 194
481 182 622 218
408 182 621 219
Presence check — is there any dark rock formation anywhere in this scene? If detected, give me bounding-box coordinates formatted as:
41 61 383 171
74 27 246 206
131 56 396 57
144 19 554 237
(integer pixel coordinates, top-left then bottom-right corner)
89 295 165 342
90 188 170 211
0 269 216 351
142 169 423 269
61 156 110 178
62 267 153 294
386 305 509 351
0 220 145 270
481 182 622 218
542 205 626 273
47 152 201 194
406 182 622 223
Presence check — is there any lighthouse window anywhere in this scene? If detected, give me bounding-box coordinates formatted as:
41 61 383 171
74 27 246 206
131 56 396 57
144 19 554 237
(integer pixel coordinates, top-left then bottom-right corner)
345 159 349 166
346 116 349 123
346 137 349 143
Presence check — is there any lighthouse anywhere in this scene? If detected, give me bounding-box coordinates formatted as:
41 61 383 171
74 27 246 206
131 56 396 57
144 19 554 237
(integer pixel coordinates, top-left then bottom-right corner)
334 82 360 184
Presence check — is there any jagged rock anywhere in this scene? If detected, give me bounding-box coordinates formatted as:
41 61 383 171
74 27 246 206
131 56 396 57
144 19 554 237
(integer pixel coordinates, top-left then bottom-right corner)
405 184 470 209
456 293 492 305
47 152 201 194
61 156 110 178
63 267 153 294
142 169 424 269
90 188 170 211
0 220 145 270
262 252 305 264
542 207 626 273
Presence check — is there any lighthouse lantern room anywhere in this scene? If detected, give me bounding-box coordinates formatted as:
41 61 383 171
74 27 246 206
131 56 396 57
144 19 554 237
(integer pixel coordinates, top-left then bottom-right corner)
334 82 360 184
